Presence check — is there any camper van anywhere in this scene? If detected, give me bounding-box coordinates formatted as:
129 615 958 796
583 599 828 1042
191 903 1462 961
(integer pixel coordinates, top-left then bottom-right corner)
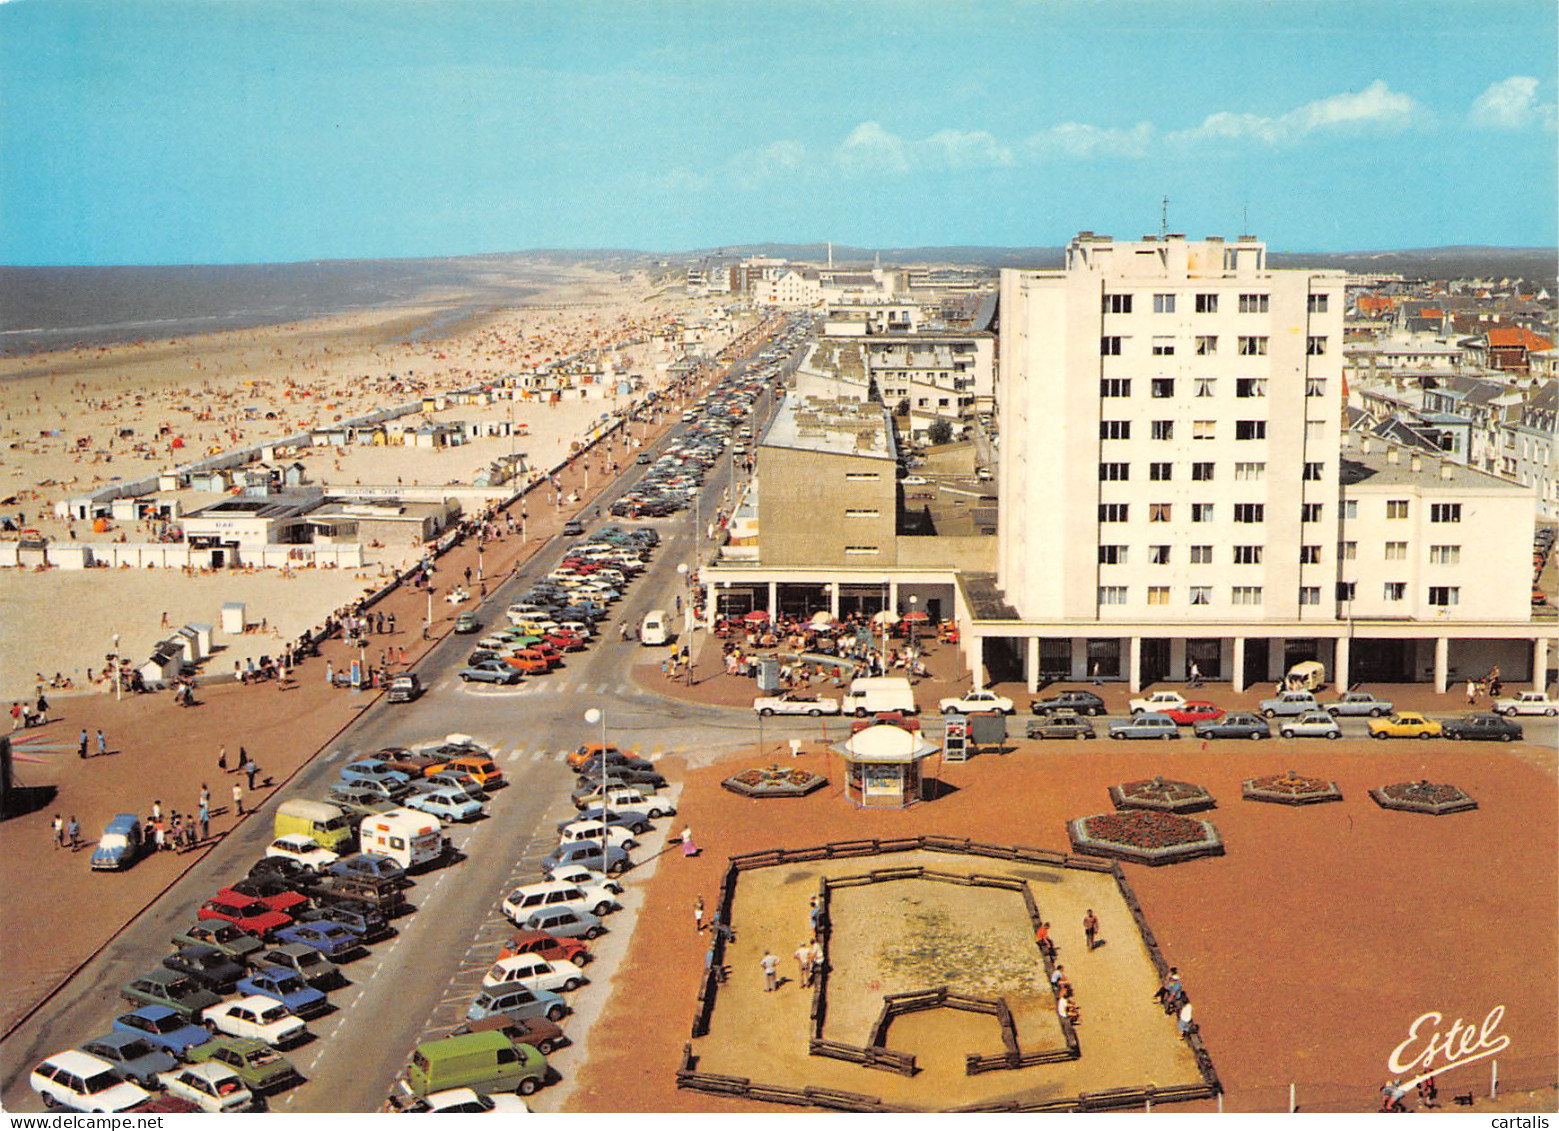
1286 660 1327 692
275 800 357 855
358 808 447 872
841 676 917 717
638 609 669 647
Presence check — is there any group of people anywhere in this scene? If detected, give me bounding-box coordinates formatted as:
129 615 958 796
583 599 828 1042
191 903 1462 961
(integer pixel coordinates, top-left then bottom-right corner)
1154 966 1195 1037
9 690 50 730
144 791 212 852
1465 666 1504 704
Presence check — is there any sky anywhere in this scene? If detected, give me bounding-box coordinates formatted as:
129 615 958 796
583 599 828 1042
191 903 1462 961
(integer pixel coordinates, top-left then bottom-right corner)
2 0 1556 265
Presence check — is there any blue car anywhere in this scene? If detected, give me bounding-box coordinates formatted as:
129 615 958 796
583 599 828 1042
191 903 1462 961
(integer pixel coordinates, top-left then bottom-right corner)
236 967 329 1019
465 984 568 1023
80 1031 179 1089
112 1006 210 1056
404 788 482 823
90 813 148 871
326 853 406 886
273 921 361 960
337 759 411 792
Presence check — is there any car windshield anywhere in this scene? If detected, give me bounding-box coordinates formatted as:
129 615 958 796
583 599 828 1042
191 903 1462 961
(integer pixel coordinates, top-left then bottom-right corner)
98 834 130 851
149 1014 183 1034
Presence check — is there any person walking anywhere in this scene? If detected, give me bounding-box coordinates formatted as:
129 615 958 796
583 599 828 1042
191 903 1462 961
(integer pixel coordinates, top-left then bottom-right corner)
693 895 705 932
1466 678 1477 706
67 815 80 850
794 941 813 988
760 949 779 992
244 757 259 791
78 729 89 759
1189 661 1202 688
217 744 228 773
52 813 64 849
232 781 244 816
1083 909 1100 951
388 612 396 635
1177 999 1194 1036
35 692 49 722
198 793 210 842
95 729 107 757
151 799 162 823
325 661 334 686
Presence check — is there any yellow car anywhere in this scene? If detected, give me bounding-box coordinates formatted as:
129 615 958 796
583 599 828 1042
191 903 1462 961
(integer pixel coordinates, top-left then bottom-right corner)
1367 712 1444 740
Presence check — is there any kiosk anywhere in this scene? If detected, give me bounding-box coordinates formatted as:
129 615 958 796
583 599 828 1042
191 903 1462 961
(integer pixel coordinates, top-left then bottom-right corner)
830 723 939 809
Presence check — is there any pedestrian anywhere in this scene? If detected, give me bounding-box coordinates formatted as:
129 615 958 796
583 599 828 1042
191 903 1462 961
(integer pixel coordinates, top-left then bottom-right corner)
1084 909 1100 951
151 798 162 823
388 612 396 635
170 814 183 848
1189 661 1202 688
78 729 89 759
217 744 228 773
795 940 814 987
1091 662 1102 686
1417 1073 1438 1109
1177 999 1194 1036
153 821 166 852
693 894 705 932
52 813 64 849
63 815 77 850
232 781 244 816
10 702 21 731
681 826 698 858
809 896 823 939
35 691 48 721
1035 921 1056 959
1466 678 1477 706
96 729 107 757
325 661 334 686
245 758 259 791
760 949 779 992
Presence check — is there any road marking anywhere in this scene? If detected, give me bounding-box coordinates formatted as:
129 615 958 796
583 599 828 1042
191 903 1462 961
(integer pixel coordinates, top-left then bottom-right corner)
530 749 548 761
505 748 522 763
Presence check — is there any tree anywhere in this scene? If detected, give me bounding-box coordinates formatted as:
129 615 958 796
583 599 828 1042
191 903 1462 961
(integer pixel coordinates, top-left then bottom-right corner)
894 398 910 418
927 418 954 445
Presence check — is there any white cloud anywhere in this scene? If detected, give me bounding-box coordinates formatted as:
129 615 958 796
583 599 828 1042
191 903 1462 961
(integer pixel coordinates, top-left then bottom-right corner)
1023 121 1154 159
1168 80 1425 146
1470 76 1557 130
918 129 1015 170
837 121 910 174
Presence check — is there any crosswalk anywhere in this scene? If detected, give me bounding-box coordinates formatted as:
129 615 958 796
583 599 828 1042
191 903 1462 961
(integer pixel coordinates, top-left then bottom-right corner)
434 675 627 698
493 743 677 764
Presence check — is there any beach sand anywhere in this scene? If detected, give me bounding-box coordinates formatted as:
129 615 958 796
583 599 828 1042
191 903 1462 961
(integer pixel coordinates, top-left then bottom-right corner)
0 266 743 697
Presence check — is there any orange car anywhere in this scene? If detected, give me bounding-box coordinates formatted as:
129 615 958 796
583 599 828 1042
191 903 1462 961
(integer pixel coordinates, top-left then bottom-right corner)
503 650 552 675
433 754 505 789
565 743 625 770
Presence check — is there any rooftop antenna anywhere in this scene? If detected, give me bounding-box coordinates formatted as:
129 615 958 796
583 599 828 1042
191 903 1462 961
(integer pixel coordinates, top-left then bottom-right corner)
827 241 833 269
1160 196 1169 238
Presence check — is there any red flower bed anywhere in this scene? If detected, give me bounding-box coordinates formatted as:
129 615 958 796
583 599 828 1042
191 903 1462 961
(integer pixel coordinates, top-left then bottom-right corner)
1081 810 1210 849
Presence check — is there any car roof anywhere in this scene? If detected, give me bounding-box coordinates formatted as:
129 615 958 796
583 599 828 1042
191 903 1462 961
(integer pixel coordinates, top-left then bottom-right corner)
40 1049 117 1074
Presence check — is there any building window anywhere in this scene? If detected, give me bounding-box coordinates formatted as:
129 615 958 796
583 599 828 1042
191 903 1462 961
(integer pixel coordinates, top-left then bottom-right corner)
1383 582 1406 601
1100 420 1131 440
1343 500 1358 520
1233 545 1263 564
1429 545 1461 564
1193 420 1216 440
1302 502 1323 522
1098 586 1129 606
1237 377 1268 398
1190 585 1212 605
1151 420 1174 440
1151 378 1175 397
1194 378 1217 398
1296 586 1320 606
1149 545 1172 564
1153 294 1176 314
1232 586 1263 606
1147 586 1171 605
1196 293 1219 314
1149 503 1172 522
1385 541 1408 561
1099 545 1128 565
1239 293 1270 313
1430 503 1462 523
1235 420 1267 440
844 546 880 555
1234 461 1265 481
1192 503 1214 523
1428 586 1460 607
1100 378 1131 397
1308 294 1329 313
1191 461 1215 481
1300 545 1322 564
1195 335 1218 356
1101 336 1123 355
1307 336 1327 356
1099 503 1129 522
1386 499 1409 519
1340 541 1357 560
1238 336 1269 355
1099 462 1130 481
1306 378 1327 397
844 509 880 518
1190 545 1213 564
1152 336 1176 356
1234 503 1265 523
845 472 880 481
1150 462 1173 481
1337 581 1356 601
1303 461 1324 481
1103 294 1133 314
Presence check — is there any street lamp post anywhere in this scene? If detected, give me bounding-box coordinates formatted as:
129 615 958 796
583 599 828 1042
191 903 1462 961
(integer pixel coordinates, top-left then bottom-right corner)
584 707 609 864
112 632 121 702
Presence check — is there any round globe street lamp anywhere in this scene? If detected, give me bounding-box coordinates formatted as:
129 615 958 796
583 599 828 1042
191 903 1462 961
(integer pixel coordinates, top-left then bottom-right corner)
677 563 696 686
584 707 609 864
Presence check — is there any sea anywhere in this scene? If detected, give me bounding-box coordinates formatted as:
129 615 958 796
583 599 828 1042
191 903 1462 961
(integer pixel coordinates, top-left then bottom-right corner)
0 256 576 358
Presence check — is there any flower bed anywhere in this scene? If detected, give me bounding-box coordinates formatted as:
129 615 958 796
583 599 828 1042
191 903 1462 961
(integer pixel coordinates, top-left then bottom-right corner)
1067 809 1224 866
1369 780 1477 816
1241 770 1343 806
1108 775 1216 813
722 763 829 799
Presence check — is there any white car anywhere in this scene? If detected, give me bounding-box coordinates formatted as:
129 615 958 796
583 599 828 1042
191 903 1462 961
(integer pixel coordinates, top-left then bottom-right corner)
938 688 1016 715
482 954 587 993
901 475 929 486
423 1088 531 1113
574 785 677 819
1129 690 1188 715
543 863 623 895
1494 690 1558 717
753 692 840 717
155 1063 256 1114
30 1050 150 1112
265 834 339 872
202 995 307 1048
503 879 618 924
557 821 637 852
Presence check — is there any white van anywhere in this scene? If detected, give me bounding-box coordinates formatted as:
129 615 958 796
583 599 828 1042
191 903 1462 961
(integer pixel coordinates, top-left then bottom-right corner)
841 676 918 717
639 609 669 646
358 808 447 872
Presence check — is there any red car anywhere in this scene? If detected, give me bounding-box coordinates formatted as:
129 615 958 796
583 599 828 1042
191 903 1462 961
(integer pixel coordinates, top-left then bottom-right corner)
497 929 591 966
543 631 587 652
1162 701 1226 726
198 892 293 939
850 711 921 734
223 876 311 915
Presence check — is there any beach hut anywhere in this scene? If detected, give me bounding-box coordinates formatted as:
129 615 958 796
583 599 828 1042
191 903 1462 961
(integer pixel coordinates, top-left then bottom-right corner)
221 602 247 635
828 724 939 809
172 626 202 665
187 623 215 657
138 641 184 687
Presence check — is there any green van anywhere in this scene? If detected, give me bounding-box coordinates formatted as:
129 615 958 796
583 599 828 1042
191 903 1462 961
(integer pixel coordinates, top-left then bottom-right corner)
405 1031 547 1097
274 800 356 855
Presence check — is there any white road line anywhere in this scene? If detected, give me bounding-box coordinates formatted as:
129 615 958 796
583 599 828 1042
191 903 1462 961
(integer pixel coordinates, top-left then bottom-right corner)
530 749 547 761
505 749 523 763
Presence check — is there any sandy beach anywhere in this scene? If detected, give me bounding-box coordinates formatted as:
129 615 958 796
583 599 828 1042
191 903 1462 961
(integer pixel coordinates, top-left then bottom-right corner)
0 266 744 698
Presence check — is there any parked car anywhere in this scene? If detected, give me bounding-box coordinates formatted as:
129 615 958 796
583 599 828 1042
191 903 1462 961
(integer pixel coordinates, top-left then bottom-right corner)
572 761 666 790
557 819 637 850
481 954 586 994
415 770 491 802
30 1050 151 1112
78 1032 179 1089
460 662 523 685
510 905 605 941
1279 711 1343 740
118 971 221 1021
404 787 483 823
256 944 343 992
465 985 568 1024
938 688 1016 714
752 692 840 716
497 929 591 967
90 813 149 872
154 1063 257 1113
1367 712 1444 740
1324 691 1394 717
543 840 632 877
1494 690 1558 717
202 996 308 1048
386 674 424 702
327 853 407 887
325 783 402 813
1259 691 1321 718
429 754 505 789
571 784 676 818
236 966 329 1018
420 1088 533 1113
171 920 266 962
186 1035 301 1094
556 807 651 837
1025 711 1096 740
220 878 309 917
111 1005 212 1056
1440 713 1524 742
265 834 339 872
296 901 390 943
1192 712 1271 740
1108 713 1179 740
1029 690 1106 716
503 879 617 924
162 945 246 994
273 921 361 961
1161 701 1225 725
338 759 412 792
1127 691 1187 715
453 611 481 634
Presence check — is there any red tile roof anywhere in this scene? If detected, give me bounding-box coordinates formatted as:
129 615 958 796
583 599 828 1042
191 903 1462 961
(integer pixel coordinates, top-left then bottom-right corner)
1487 326 1551 351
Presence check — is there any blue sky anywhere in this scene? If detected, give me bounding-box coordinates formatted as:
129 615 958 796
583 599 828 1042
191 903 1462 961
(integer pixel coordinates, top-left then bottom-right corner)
2 0 1555 264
